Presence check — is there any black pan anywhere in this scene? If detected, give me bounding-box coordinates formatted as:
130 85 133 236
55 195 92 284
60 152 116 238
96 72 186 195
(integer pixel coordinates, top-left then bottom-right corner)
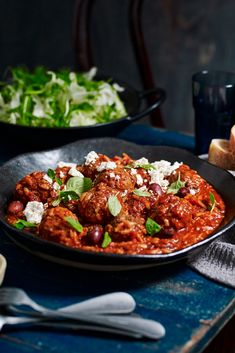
0 138 234 271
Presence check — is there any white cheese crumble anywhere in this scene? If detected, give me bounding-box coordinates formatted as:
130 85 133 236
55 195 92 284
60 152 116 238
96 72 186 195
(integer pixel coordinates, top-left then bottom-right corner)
148 160 182 188
115 175 121 181
57 161 77 168
190 188 197 195
134 157 149 166
23 201 44 224
97 161 116 172
109 172 115 178
130 168 137 175
136 174 143 186
53 182 61 191
84 151 99 165
43 174 53 184
68 167 84 177
59 171 65 178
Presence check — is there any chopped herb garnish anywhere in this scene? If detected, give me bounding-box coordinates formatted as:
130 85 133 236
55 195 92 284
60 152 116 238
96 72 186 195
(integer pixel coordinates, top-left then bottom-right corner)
135 163 156 171
55 177 63 186
60 191 79 202
13 219 37 230
47 168 55 179
47 168 62 186
167 173 186 195
108 195 122 216
133 189 151 197
209 192 216 212
125 163 156 171
145 217 161 236
52 190 79 206
101 231 112 248
66 176 92 197
65 216 83 232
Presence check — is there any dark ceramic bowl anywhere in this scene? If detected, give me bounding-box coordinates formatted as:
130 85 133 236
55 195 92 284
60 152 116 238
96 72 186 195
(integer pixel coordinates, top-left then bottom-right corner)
0 79 166 155
0 138 234 271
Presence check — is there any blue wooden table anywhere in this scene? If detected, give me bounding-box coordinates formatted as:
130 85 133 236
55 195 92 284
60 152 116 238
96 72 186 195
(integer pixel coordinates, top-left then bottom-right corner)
0 124 234 353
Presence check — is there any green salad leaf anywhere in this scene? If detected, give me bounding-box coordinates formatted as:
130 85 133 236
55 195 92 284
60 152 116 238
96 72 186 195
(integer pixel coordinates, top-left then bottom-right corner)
0 66 127 127
101 231 112 248
145 217 161 236
13 219 37 230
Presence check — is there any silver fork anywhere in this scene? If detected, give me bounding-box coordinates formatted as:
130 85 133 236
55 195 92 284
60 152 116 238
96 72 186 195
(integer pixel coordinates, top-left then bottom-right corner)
2 288 136 315
0 287 165 339
0 315 142 338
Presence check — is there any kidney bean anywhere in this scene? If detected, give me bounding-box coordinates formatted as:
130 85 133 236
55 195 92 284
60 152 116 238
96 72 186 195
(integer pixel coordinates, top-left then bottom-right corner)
163 227 175 237
7 201 24 214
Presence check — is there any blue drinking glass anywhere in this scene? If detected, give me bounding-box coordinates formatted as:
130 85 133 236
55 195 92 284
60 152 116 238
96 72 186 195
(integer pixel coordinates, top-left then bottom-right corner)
192 70 235 155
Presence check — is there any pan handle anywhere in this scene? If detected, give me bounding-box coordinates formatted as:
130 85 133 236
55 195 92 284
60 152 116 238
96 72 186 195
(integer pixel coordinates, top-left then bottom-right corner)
127 88 166 122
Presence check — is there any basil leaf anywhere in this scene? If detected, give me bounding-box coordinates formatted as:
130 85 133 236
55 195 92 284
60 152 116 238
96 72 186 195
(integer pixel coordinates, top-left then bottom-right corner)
60 191 79 202
66 176 92 196
65 216 83 232
55 177 62 186
108 195 122 216
101 231 112 248
47 168 55 179
133 189 151 197
135 163 156 171
209 192 215 212
145 217 161 236
14 219 37 230
51 198 61 207
167 173 186 195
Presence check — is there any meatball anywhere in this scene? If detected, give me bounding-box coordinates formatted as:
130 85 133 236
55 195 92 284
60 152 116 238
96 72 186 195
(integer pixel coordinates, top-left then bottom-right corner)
149 193 196 234
124 193 151 221
94 168 135 191
80 154 111 180
78 182 121 224
106 212 146 242
39 206 82 247
167 164 205 191
15 171 58 204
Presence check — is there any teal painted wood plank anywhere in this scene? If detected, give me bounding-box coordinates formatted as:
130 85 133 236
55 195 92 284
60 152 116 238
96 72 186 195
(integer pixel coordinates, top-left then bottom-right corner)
0 232 234 353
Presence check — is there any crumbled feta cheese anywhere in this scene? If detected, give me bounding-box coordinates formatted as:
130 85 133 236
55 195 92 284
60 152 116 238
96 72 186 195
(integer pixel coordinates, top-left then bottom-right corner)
136 174 143 186
115 175 121 181
148 160 182 189
109 172 115 178
57 161 77 168
23 201 44 224
121 190 128 197
130 168 137 175
84 151 99 165
59 171 65 178
68 167 84 177
134 157 149 166
97 161 116 172
43 174 53 184
190 188 197 195
53 182 61 191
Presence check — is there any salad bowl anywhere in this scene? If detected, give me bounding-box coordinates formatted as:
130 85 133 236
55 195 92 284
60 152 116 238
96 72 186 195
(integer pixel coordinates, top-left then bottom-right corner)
0 67 166 154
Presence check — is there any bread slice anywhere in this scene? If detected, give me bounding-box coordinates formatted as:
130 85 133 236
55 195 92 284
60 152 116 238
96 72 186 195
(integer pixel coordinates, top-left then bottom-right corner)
229 125 235 153
208 139 235 170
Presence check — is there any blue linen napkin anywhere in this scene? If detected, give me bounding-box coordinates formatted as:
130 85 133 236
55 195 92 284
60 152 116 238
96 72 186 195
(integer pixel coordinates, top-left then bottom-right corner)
118 124 195 152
